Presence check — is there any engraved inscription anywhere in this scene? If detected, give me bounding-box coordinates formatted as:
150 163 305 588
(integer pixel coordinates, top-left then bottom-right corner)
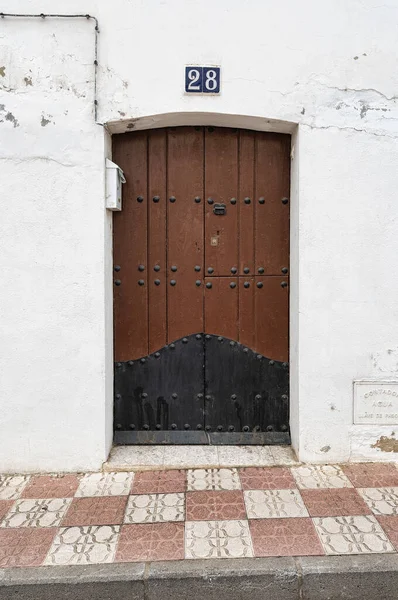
354 381 398 425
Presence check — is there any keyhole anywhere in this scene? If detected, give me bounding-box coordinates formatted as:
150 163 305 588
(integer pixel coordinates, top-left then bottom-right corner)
217 230 220 235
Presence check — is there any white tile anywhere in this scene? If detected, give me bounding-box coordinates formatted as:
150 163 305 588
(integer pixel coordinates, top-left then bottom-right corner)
358 487 398 515
124 493 184 523
0 475 31 500
244 489 308 519
291 465 352 489
217 446 273 467
1 498 71 528
313 516 395 555
185 520 253 559
269 446 299 465
44 525 119 565
163 446 219 468
105 446 164 469
75 472 134 497
187 468 241 491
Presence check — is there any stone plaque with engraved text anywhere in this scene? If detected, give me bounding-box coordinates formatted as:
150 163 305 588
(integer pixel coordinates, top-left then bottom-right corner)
354 381 398 425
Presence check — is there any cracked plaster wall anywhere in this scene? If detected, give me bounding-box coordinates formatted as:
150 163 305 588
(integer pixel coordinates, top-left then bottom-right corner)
1 0 398 470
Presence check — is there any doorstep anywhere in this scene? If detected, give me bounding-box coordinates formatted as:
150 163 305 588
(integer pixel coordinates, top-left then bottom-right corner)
104 444 299 471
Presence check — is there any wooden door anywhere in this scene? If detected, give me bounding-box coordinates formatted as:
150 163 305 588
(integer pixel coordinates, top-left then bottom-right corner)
113 127 290 445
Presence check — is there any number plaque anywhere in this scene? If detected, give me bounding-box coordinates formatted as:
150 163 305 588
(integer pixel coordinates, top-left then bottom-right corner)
185 66 221 94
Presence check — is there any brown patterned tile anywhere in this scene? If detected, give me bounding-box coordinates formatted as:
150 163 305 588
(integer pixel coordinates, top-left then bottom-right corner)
301 489 371 517
0 528 56 567
342 464 398 488
377 516 398 550
21 475 80 499
61 496 127 526
131 470 186 494
240 467 296 490
250 518 324 557
0 500 14 522
186 491 246 521
115 522 184 562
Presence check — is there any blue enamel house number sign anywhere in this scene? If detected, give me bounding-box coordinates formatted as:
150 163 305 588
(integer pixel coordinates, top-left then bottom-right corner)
185 66 221 94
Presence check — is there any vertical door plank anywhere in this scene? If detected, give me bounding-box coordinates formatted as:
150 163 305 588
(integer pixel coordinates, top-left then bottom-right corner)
148 129 167 353
239 130 255 275
254 133 290 276
113 132 148 361
167 127 204 341
205 128 238 276
239 277 255 349
254 276 289 362
204 277 238 340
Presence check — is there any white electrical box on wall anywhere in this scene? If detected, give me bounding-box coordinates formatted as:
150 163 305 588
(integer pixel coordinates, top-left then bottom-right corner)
105 158 126 211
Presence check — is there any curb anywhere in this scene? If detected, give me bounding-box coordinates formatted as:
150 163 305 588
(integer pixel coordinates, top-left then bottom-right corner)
1 555 398 599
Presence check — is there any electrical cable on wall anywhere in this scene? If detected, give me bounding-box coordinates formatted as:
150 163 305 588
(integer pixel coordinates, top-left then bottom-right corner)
0 12 100 123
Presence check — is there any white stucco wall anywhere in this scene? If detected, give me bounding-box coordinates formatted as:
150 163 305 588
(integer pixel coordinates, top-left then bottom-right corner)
1 0 398 471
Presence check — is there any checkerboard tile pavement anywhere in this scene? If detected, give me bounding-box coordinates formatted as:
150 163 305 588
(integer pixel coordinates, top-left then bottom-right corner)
1 463 398 566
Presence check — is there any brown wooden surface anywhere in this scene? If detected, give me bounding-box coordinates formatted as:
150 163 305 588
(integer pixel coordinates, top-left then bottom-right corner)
239 131 255 276
204 277 238 339
254 276 289 362
239 277 255 349
113 132 148 361
113 127 290 363
148 129 167 353
205 128 238 276
255 133 290 276
167 127 204 341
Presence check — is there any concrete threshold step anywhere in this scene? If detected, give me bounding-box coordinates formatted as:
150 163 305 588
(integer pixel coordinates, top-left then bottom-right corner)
1 555 398 600
104 444 299 471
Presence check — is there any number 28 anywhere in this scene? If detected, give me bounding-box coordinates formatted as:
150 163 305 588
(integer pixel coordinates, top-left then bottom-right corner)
185 67 220 93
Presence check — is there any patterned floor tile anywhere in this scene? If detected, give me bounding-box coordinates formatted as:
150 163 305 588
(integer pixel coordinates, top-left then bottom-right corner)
62 496 127 526
186 491 246 520
313 515 395 555
291 465 352 489
131 470 186 494
240 467 296 490
244 489 308 519
44 525 119 565
1 498 71 528
75 472 134 497
185 520 253 559
0 500 14 522
301 489 371 517
21 475 80 499
376 516 398 550
0 475 30 500
124 493 184 523
342 464 398 488
250 517 324 556
358 487 398 515
0 528 57 567
187 468 241 491
116 522 184 562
